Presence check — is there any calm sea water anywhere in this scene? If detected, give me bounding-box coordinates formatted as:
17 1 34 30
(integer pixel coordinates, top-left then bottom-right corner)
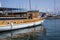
42 19 60 40
0 19 60 40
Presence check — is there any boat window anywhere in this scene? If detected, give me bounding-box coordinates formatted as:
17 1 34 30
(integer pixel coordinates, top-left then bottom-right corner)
28 14 32 19
0 12 27 20
23 14 27 17
20 13 23 17
7 12 27 17
19 13 27 17
5 13 8 15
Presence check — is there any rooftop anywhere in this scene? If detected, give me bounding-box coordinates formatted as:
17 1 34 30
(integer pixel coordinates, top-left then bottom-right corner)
0 7 39 13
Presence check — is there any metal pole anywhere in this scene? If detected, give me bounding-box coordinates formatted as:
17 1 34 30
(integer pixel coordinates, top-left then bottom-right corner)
29 0 31 10
54 0 56 14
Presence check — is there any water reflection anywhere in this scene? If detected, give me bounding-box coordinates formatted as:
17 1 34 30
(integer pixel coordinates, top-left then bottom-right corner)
0 25 46 40
0 19 60 40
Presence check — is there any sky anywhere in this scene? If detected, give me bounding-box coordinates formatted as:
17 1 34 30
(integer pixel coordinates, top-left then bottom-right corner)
0 0 60 12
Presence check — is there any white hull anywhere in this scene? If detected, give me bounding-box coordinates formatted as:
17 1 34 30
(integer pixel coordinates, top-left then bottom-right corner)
0 20 44 31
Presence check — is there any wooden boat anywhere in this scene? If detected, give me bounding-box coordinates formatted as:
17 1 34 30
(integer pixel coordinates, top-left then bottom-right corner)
0 7 45 31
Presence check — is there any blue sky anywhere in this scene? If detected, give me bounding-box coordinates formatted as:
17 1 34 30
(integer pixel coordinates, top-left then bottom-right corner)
0 0 60 12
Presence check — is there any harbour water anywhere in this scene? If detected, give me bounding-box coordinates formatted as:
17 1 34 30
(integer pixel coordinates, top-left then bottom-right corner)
0 19 60 40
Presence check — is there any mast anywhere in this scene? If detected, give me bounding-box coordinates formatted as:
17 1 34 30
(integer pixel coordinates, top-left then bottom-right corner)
0 2 1 7
29 0 31 10
54 0 56 14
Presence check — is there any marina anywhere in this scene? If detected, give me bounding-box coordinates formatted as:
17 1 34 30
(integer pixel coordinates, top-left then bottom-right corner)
0 0 60 40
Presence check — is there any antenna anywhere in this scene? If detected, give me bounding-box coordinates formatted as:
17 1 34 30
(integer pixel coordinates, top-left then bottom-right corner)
29 0 31 10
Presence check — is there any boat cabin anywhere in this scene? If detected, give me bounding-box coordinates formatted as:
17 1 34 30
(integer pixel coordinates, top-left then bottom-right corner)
0 7 40 20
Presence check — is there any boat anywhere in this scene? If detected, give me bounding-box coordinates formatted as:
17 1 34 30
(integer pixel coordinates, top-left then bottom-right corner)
0 7 45 31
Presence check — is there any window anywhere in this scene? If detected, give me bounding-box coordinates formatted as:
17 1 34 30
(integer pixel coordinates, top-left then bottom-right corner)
28 14 32 19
